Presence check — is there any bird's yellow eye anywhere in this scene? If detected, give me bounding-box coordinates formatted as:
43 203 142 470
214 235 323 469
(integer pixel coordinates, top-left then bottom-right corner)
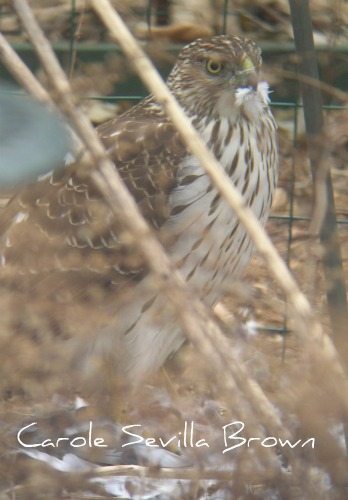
206 59 224 74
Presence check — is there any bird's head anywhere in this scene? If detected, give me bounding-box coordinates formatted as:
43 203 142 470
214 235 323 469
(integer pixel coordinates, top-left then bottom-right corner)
167 35 269 122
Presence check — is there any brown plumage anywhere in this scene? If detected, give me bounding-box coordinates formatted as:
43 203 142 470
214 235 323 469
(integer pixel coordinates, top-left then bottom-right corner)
0 35 278 383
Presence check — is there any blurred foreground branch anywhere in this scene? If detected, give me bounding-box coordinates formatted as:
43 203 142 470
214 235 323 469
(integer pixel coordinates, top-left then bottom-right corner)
0 31 50 104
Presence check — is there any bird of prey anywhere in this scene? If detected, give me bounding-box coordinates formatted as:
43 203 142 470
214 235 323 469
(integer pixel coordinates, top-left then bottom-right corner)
0 35 278 384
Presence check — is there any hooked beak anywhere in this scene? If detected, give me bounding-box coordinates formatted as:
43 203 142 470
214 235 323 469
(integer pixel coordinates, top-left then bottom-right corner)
234 69 259 90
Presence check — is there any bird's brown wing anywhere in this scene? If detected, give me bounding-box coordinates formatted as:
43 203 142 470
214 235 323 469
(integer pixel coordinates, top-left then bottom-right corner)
0 107 187 299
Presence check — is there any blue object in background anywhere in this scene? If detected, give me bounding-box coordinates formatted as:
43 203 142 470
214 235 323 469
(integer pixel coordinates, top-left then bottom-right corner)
0 84 72 187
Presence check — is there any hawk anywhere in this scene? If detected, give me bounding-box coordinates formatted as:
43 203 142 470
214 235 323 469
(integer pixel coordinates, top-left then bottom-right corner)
0 35 278 383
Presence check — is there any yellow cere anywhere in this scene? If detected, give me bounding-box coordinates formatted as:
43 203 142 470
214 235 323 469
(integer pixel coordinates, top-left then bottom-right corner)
241 56 254 72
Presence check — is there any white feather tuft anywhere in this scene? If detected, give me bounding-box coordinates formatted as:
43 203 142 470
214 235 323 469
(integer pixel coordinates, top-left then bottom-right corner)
257 81 271 104
235 87 252 107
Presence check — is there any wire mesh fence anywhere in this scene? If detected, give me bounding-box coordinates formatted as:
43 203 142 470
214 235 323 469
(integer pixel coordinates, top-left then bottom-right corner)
0 0 348 498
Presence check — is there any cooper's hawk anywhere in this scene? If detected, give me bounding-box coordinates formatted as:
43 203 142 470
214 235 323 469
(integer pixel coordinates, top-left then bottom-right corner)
0 35 278 383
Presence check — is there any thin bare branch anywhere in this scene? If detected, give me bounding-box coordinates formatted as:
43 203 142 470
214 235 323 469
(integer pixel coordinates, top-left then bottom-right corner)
0 30 83 153
309 147 331 236
276 67 348 104
0 31 51 104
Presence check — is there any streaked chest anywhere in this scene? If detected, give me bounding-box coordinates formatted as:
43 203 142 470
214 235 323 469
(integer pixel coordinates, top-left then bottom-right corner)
165 113 278 301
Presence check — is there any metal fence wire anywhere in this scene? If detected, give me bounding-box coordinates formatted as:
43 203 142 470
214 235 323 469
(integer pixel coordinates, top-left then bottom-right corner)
0 0 348 495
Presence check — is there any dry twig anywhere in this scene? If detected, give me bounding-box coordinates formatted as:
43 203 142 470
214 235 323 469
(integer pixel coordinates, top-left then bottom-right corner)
0 30 83 154
0 31 51 104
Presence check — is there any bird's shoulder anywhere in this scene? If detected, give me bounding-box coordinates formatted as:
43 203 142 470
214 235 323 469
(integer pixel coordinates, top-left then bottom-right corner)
98 99 187 224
